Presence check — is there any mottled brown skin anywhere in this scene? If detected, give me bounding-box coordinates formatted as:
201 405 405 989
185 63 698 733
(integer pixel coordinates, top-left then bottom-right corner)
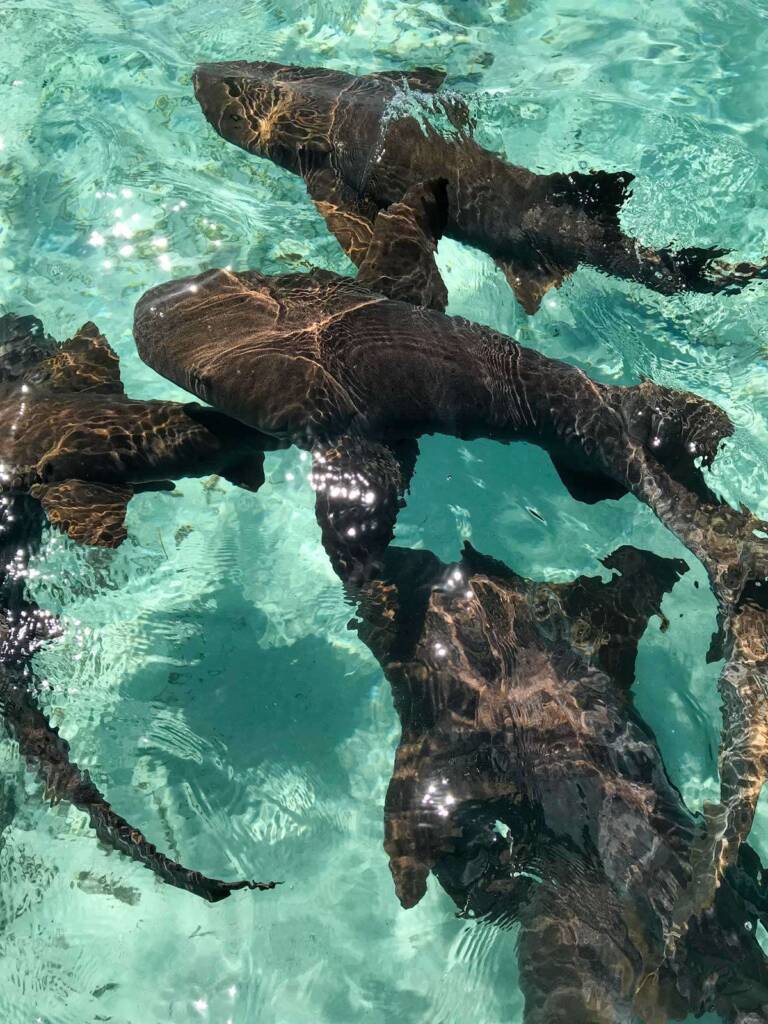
0 314 275 547
134 262 751 602
313 451 768 1021
133 191 768 906
192 60 768 314
0 316 278 902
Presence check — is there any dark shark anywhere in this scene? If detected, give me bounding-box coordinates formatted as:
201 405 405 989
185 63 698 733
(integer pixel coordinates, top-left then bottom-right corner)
0 313 278 902
134 183 768 909
133 182 764 611
0 313 275 548
192 60 767 314
312 456 768 1022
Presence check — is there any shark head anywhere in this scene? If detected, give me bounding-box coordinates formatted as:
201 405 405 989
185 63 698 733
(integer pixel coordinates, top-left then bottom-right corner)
134 265 353 441
0 313 58 386
134 267 279 407
193 61 352 171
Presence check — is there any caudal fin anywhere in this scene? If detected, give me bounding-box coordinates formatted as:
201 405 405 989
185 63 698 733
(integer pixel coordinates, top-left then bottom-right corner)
0 668 279 902
548 172 768 300
652 246 768 297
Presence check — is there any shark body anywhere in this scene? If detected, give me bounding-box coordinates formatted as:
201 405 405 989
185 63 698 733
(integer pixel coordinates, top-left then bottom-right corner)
193 60 768 314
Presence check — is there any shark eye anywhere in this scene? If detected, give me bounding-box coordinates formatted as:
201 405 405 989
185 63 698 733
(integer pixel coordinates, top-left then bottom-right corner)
25 366 48 385
189 369 212 399
230 113 243 124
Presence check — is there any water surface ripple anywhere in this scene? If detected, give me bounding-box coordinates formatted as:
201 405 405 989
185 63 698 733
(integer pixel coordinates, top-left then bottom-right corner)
1 1 767 1022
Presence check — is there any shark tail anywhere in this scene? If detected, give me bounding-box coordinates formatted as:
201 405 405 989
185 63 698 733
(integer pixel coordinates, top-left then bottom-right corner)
647 245 768 298
0 668 279 902
503 171 768 309
548 172 768 300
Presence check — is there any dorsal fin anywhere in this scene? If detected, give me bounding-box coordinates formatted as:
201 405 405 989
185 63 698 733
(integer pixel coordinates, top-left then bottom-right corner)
31 322 124 395
30 479 133 547
357 179 450 310
547 169 635 225
370 67 447 94
0 313 57 383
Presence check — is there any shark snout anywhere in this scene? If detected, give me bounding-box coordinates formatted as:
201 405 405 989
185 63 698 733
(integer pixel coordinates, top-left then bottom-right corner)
193 65 262 151
192 64 239 134
133 267 275 393
133 270 228 386
192 61 288 153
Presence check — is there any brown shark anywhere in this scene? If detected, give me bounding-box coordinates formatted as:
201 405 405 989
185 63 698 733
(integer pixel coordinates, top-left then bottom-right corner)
0 313 276 548
312 452 768 1022
133 182 768 912
0 314 278 902
132 180 766 609
192 60 768 314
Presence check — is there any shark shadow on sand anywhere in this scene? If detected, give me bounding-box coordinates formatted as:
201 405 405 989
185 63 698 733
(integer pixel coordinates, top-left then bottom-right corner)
134 180 768 908
313 452 768 1023
0 312 278 901
192 60 768 314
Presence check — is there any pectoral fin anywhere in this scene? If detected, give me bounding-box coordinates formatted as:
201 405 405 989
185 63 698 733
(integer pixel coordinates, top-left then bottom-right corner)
303 165 379 267
384 734 457 909
496 257 575 315
36 322 125 395
357 179 450 310
31 479 133 548
549 456 629 504
312 436 419 585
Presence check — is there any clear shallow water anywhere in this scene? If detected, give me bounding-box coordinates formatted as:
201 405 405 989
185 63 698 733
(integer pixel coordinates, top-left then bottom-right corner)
0 1 767 1021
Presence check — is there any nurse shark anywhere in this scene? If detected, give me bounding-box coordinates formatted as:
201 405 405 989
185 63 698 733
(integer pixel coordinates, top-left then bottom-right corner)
133 182 768 915
315 468 768 1022
0 312 272 548
0 313 277 901
192 60 768 314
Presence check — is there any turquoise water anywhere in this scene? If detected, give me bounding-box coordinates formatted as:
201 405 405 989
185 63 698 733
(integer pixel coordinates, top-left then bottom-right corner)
1 1 767 1021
